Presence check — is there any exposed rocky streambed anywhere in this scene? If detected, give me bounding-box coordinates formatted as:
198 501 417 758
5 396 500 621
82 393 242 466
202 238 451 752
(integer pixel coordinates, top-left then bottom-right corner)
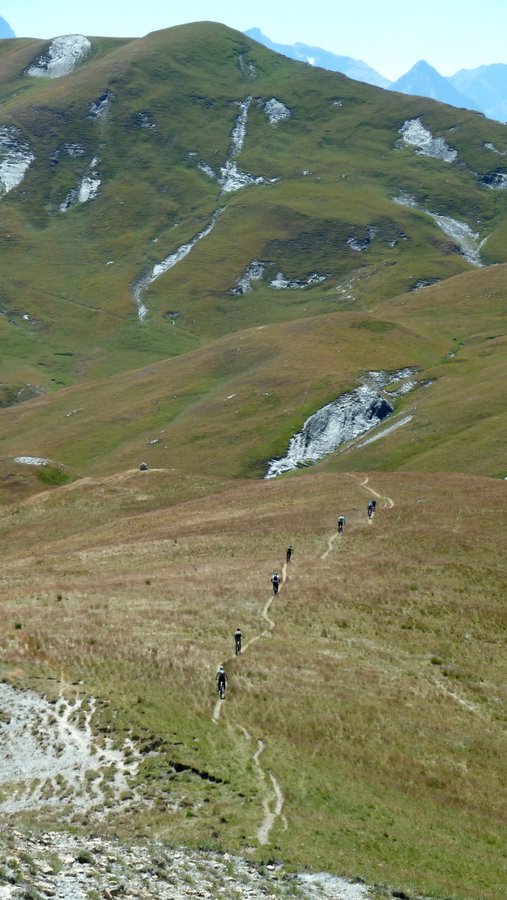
0 685 414 899
0 683 139 817
266 369 418 478
0 828 379 899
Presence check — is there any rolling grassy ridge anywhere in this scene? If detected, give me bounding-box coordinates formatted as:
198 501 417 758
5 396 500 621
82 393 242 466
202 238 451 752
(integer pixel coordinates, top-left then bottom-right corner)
0 23 506 391
0 468 505 899
1 262 505 480
0 23 505 483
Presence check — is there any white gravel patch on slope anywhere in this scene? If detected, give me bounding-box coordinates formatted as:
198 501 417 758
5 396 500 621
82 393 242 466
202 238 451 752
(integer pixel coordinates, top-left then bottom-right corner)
399 118 457 162
393 192 485 266
24 35 91 78
0 128 34 194
0 684 139 816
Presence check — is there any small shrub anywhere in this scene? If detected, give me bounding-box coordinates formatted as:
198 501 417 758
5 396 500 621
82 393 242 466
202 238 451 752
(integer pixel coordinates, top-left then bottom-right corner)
36 466 72 487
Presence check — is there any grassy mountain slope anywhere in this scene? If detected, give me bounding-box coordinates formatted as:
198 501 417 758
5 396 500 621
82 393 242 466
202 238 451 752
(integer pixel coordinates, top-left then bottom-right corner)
0 23 506 395
0 467 505 900
1 260 505 481
0 307 442 478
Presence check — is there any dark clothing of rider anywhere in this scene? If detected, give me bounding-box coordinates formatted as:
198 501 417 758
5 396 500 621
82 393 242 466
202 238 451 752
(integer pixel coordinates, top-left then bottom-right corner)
216 668 227 687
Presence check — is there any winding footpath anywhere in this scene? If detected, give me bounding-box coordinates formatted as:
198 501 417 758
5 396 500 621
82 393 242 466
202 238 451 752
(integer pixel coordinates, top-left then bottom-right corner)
211 563 289 842
321 532 339 560
359 474 394 508
211 475 395 847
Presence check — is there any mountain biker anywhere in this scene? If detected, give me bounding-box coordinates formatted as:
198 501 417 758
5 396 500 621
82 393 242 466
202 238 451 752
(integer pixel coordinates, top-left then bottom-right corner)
234 627 242 655
368 500 375 518
286 545 293 563
216 665 228 698
271 571 280 595
337 515 345 534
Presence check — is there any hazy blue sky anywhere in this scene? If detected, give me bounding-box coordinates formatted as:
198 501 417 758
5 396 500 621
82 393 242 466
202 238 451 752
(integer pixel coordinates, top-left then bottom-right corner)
2 0 505 80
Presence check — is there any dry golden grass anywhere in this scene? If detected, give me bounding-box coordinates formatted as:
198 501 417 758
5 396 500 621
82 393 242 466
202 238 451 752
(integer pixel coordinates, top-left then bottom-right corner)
0 467 505 899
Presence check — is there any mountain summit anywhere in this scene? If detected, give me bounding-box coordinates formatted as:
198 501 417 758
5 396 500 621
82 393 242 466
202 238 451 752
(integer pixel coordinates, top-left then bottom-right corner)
390 59 475 108
0 15 15 38
246 29 507 121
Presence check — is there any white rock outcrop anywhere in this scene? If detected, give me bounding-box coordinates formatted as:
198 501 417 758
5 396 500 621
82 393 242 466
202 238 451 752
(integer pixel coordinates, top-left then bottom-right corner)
399 118 457 162
393 192 485 266
266 369 418 478
262 97 291 124
60 158 101 212
0 127 34 195
24 35 91 78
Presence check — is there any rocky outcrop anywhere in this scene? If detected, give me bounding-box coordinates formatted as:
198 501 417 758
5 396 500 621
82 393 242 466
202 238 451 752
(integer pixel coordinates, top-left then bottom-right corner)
398 118 457 162
24 35 91 79
266 369 418 478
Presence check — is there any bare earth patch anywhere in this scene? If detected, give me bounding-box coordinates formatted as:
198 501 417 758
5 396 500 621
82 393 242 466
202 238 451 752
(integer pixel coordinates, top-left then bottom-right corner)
0 684 139 817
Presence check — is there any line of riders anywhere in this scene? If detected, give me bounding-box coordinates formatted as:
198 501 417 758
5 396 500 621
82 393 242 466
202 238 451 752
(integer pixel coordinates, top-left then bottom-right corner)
216 500 377 698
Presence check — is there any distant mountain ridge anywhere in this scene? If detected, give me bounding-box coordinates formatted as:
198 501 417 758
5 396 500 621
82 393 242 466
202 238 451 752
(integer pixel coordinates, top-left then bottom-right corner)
389 60 475 109
0 15 15 38
246 28 507 121
245 28 390 88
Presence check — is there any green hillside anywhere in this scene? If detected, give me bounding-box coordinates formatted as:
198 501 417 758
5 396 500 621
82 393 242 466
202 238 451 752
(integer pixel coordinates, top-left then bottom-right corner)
0 23 505 482
0 23 506 392
0 468 505 900
0 22 506 900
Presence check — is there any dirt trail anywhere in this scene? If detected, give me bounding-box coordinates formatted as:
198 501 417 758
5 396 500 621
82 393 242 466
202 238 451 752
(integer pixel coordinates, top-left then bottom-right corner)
211 561 287 839
254 741 286 845
321 532 339 560
235 730 286 846
213 474 395 844
359 475 394 508
211 698 223 724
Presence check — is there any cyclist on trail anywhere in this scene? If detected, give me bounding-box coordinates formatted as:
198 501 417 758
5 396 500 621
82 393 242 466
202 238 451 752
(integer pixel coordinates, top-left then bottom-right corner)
271 571 280 595
337 515 345 534
216 665 228 698
368 500 375 518
286 545 293 563
234 627 242 655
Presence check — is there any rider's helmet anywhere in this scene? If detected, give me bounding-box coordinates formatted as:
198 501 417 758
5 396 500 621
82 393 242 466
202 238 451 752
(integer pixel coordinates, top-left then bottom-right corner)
219 665 225 672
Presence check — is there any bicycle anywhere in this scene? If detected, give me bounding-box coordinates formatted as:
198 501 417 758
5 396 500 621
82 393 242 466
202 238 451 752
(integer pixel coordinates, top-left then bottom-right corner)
216 666 227 699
